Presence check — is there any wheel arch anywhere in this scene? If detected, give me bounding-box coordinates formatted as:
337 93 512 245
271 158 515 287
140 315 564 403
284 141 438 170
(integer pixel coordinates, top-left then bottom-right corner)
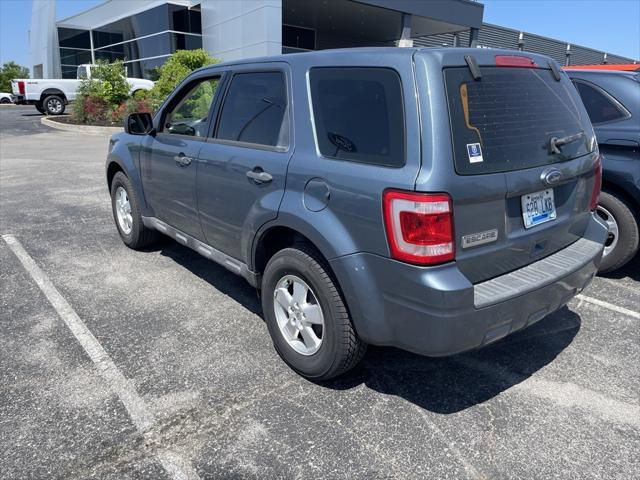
40 89 67 102
601 179 640 217
250 213 358 278
105 138 150 215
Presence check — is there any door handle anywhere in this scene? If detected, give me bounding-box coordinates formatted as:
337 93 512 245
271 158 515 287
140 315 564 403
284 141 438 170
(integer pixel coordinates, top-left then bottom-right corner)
246 169 273 184
174 153 193 167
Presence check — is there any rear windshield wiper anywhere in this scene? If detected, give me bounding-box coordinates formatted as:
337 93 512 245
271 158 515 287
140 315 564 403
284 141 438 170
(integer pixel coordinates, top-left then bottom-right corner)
547 131 584 155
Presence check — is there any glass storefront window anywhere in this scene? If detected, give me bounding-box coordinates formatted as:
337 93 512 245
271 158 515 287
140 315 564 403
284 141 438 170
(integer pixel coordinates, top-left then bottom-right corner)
125 57 170 81
61 66 80 79
94 33 202 63
58 28 91 49
92 5 202 49
60 48 92 66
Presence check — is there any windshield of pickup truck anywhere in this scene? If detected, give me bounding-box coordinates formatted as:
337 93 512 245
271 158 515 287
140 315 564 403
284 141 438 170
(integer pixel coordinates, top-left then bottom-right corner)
444 66 595 175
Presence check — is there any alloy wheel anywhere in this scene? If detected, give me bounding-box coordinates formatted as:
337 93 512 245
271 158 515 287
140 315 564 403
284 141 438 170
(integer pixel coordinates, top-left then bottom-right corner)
596 204 619 257
273 275 325 355
115 186 133 235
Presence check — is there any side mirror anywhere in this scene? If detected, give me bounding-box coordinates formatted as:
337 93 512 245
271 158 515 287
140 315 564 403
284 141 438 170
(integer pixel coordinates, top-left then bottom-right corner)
124 112 155 136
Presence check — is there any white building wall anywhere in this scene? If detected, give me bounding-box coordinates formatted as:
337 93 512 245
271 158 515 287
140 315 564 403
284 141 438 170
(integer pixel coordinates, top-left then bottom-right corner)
200 0 282 61
29 0 61 78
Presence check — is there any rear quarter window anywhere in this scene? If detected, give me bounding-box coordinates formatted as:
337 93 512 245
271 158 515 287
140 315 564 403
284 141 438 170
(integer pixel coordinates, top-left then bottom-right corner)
309 67 405 167
573 80 631 125
444 67 594 175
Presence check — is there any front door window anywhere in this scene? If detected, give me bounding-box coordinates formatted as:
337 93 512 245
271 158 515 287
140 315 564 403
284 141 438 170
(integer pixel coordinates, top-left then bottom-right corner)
164 78 219 137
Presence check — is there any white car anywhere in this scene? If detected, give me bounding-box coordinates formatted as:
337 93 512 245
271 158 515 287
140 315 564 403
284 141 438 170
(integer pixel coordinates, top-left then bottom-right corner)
11 64 153 115
0 92 14 104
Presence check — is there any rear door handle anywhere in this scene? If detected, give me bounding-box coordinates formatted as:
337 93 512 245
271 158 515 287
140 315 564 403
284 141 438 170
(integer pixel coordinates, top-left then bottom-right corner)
246 169 273 184
174 153 193 167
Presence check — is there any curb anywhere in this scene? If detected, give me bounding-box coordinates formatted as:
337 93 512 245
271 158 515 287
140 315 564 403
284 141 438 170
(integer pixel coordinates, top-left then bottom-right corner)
41 116 122 135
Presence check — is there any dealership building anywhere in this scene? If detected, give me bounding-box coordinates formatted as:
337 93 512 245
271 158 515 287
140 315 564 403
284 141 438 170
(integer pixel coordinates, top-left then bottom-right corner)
29 0 637 80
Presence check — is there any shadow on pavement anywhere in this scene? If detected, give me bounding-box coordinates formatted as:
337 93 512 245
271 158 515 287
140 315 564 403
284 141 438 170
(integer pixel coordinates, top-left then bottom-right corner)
155 237 262 316
152 236 581 414
600 253 640 282
323 308 580 413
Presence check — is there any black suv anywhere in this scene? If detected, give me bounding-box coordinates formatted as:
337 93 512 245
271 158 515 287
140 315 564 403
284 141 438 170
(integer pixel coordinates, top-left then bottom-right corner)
567 68 640 272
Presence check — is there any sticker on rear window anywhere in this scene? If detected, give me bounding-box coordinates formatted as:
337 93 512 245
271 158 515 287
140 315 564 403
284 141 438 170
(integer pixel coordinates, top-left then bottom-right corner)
466 143 483 163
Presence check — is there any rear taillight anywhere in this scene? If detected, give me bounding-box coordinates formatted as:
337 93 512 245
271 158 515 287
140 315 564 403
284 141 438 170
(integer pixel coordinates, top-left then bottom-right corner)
18 81 25 95
383 190 454 266
495 55 538 68
590 155 602 211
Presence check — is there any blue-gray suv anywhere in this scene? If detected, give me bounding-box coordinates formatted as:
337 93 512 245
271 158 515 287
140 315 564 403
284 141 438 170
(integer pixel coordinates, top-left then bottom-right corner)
107 48 607 379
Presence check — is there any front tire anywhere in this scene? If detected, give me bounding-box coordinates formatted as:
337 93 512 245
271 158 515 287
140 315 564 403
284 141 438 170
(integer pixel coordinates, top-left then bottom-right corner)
262 244 366 380
110 172 158 249
0 97 10 104
596 191 639 273
43 95 65 115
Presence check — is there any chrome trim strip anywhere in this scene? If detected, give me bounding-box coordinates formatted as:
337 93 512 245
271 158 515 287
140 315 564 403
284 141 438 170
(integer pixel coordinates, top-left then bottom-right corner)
142 216 259 287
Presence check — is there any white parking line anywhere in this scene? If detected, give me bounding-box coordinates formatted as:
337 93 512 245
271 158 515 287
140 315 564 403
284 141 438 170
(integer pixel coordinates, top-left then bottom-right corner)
2 234 200 480
576 294 640 320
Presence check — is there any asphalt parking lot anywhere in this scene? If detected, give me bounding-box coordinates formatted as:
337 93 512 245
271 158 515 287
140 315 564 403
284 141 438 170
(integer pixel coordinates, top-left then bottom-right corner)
1 104 639 480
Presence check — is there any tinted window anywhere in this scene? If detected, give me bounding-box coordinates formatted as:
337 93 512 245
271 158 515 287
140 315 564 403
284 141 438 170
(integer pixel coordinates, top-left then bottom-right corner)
164 78 219 137
445 67 594 175
283 25 315 50
58 28 91 49
61 66 78 79
125 57 168 80
92 5 201 48
216 72 288 147
59 48 92 66
92 5 169 48
309 68 405 167
574 81 629 124
169 5 202 34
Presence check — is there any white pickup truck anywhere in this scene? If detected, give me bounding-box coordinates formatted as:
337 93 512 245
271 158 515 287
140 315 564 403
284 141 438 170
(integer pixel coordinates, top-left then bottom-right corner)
11 64 153 115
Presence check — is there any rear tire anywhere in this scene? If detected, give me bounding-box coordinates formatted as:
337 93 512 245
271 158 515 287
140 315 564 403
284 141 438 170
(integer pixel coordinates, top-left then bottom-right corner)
596 191 639 273
0 97 10 104
261 244 366 380
110 172 158 249
35 103 45 114
43 95 65 115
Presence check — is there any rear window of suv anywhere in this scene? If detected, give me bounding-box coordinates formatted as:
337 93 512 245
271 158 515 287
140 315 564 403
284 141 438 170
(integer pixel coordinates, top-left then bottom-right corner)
444 67 594 175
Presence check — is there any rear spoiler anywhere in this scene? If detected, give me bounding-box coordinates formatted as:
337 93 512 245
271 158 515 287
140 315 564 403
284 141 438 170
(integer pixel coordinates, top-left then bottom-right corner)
464 54 562 81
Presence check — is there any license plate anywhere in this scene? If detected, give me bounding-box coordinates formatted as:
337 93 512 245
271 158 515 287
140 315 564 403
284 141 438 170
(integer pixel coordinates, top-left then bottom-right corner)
521 189 556 228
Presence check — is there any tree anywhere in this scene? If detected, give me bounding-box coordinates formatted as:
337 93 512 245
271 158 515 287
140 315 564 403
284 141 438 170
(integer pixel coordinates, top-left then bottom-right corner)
0 61 29 92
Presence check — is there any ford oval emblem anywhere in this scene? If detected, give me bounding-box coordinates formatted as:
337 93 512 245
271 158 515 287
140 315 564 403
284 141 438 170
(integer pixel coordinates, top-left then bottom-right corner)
542 168 562 186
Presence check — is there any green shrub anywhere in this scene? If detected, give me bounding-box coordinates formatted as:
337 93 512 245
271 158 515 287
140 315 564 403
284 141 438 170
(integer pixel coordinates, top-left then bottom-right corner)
146 49 219 111
72 60 131 124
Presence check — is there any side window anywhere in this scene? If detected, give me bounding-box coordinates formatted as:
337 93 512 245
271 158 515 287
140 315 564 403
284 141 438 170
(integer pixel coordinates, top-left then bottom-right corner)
574 81 629 125
309 67 405 167
164 77 219 137
215 72 288 148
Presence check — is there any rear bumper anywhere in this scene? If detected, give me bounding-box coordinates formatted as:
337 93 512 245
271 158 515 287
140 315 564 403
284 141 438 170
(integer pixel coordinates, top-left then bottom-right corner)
329 213 607 356
11 95 34 105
